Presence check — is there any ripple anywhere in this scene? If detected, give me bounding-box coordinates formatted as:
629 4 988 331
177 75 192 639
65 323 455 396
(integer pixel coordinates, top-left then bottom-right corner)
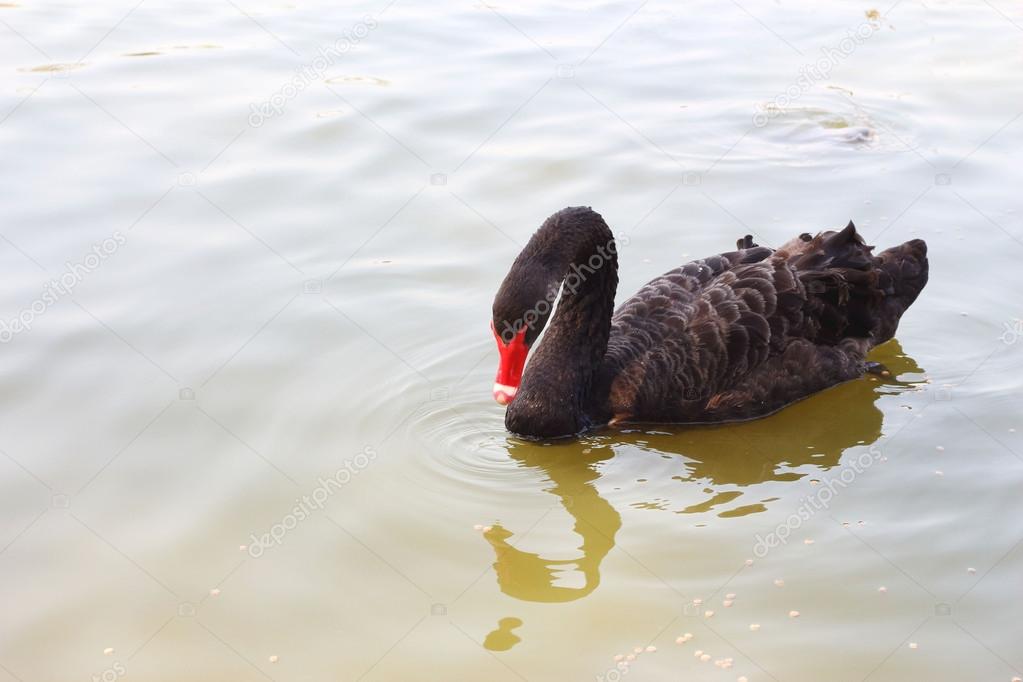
402 393 542 498
764 106 880 147
754 93 919 155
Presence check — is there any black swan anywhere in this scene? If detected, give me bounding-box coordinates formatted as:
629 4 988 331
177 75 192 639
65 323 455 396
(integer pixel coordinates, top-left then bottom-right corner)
491 206 928 439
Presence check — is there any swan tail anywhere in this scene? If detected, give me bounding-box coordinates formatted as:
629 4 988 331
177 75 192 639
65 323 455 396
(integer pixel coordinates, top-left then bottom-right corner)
735 234 759 250
791 222 928 347
872 237 928 343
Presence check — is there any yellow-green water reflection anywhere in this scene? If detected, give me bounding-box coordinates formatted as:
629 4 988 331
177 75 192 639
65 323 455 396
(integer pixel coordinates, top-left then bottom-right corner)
484 341 925 606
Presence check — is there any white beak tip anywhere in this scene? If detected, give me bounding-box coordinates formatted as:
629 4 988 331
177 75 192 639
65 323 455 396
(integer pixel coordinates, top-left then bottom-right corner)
493 383 517 405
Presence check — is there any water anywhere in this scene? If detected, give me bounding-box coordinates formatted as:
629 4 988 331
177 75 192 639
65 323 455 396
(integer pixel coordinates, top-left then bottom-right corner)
1 1 1022 680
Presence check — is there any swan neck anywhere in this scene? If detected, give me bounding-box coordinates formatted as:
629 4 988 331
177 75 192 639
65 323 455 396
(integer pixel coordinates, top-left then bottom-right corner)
506 207 619 437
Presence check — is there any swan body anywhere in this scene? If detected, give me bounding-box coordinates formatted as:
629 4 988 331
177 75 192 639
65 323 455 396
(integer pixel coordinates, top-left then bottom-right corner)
490 207 929 439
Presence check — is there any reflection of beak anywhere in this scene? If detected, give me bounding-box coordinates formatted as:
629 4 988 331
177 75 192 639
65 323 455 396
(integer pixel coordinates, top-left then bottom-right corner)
493 383 518 405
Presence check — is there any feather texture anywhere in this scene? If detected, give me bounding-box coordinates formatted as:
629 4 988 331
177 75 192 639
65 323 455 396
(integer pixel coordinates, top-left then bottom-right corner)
493 207 929 438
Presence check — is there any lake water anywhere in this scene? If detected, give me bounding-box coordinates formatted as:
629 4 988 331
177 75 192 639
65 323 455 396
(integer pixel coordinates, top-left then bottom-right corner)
1 0 1022 680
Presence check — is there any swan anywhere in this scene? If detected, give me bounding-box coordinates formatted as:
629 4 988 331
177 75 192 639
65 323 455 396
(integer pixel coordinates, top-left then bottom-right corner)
491 206 928 439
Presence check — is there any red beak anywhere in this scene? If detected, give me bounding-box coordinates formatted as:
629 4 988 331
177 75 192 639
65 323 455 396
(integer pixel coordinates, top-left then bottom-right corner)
491 322 528 405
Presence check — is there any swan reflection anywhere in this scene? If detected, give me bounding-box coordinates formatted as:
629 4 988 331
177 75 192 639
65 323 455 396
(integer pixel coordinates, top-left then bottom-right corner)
621 341 926 508
482 444 619 602
484 340 925 604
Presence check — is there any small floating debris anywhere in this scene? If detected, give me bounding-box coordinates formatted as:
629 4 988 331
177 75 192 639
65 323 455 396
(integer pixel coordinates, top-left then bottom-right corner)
209 588 221 597
826 84 854 97
744 559 754 566
633 646 643 654
675 633 693 644
473 524 483 531
749 623 761 631
788 610 800 618
700 653 711 662
315 109 346 119
726 593 736 600
694 649 703 657
22 62 86 73
482 526 492 533
723 600 734 607
908 642 918 650
268 655 279 663
936 446 945 452
804 538 815 545
774 579 785 588
692 598 703 606
967 567 977 574
645 645 656 653
704 610 715 618
739 677 749 682
325 75 390 86
614 654 623 662
935 471 944 476
103 648 114 656
238 545 247 552
878 586 888 593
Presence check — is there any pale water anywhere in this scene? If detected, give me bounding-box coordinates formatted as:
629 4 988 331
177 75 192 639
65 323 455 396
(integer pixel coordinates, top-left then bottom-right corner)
1 1 1022 680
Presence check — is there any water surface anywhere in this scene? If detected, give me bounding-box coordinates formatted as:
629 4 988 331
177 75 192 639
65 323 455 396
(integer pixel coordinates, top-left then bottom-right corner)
1 1 1022 680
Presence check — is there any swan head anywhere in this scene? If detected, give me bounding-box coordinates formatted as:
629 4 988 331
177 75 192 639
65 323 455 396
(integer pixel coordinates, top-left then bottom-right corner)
491 249 559 406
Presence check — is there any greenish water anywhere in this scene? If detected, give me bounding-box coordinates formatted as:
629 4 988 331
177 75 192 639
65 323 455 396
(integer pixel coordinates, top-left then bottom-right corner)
1 1 1022 680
